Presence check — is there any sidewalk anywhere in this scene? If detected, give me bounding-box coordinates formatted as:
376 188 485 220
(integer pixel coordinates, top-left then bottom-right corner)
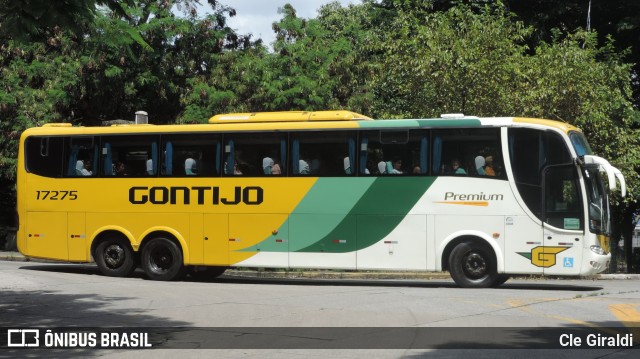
2 250 639 280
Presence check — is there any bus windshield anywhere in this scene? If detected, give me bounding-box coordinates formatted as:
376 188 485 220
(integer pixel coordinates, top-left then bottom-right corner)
583 166 610 235
569 131 593 156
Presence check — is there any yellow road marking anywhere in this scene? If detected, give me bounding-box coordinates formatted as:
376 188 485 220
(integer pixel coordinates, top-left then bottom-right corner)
610 304 640 337
507 298 628 336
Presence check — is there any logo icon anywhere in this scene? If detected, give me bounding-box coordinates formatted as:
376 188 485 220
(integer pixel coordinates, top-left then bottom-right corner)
563 257 574 268
7 329 40 347
517 246 569 267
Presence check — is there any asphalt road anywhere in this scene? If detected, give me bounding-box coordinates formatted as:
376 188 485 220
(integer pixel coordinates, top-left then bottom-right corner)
0 260 639 358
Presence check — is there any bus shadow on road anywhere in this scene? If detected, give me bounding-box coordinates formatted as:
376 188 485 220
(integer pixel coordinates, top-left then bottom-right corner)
19 263 147 278
19 264 604 292
214 275 604 292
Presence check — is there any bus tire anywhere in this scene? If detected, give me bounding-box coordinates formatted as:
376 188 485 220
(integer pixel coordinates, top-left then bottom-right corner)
448 242 498 288
95 238 136 277
492 275 510 287
141 237 186 281
189 266 227 280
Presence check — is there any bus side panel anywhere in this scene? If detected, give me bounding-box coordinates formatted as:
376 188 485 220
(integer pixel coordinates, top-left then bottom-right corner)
356 215 427 270
426 215 437 271
203 213 229 266
503 215 544 274
542 226 584 276
228 214 288 267
288 214 357 270
68 212 87 261
190 213 204 265
25 212 68 260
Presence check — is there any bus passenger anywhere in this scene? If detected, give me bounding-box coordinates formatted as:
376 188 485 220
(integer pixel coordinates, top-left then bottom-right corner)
185 157 196 175
272 161 281 175
452 159 466 175
233 162 243 175
377 161 387 174
474 156 486 175
412 160 421 174
114 161 127 176
344 157 352 175
390 158 403 174
84 160 93 175
299 158 311 174
485 156 496 176
146 158 153 175
263 157 281 175
76 160 92 176
263 157 274 174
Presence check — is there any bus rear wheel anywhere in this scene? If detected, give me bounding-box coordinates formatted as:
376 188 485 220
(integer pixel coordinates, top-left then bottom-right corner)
448 242 498 288
141 237 186 281
95 238 136 277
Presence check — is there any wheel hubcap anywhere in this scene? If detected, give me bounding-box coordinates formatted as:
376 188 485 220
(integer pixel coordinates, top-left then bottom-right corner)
150 248 173 272
462 252 487 279
104 245 125 268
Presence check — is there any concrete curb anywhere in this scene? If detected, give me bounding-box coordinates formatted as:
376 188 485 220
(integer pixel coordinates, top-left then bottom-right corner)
226 269 453 280
0 251 29 262
1 251 638 280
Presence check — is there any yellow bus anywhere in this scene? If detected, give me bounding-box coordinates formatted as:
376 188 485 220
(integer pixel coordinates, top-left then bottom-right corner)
16 111 625 287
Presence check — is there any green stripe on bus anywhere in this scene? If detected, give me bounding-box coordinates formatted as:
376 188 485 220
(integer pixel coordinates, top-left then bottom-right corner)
296 177 435 253
415 119 482 127
358 120 422 128
238 178 375 252
357 119 482 128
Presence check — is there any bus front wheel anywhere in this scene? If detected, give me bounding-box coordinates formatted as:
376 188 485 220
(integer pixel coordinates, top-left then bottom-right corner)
492 275 510 287
95 238 136 277
189 266 227 280
141 237 186 281
448 242 498 288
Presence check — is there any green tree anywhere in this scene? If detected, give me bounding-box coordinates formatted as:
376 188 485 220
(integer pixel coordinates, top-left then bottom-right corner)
0 0 136 42
502 0 640 106
0 0 250 226
370 4 531 117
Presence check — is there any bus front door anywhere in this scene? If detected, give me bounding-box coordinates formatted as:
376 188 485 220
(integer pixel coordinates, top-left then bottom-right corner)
542 165 584 276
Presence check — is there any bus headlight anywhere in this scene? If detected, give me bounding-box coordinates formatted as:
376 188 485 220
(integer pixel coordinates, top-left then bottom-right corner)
590 245 606 255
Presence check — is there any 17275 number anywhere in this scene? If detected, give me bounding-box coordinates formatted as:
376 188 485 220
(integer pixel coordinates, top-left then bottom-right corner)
35 190 78 200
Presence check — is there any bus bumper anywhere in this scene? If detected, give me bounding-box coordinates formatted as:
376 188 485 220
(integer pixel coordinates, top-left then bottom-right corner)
582 249 610 275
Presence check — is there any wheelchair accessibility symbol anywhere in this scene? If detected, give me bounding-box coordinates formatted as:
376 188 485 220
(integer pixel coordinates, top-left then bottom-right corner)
563 257 574 268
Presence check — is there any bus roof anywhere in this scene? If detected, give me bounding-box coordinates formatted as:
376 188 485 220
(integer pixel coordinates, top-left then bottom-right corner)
513 117 580 134
22 114 580 136
208 110 372 124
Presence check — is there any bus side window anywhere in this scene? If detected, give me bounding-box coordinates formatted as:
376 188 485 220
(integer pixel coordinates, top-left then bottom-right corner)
101 135 158 177
65 137 96 177
433 129 502 178
25 136 65 178
224 133 286 177
291 131 355 176
162 134 220 177
362 130 428 176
